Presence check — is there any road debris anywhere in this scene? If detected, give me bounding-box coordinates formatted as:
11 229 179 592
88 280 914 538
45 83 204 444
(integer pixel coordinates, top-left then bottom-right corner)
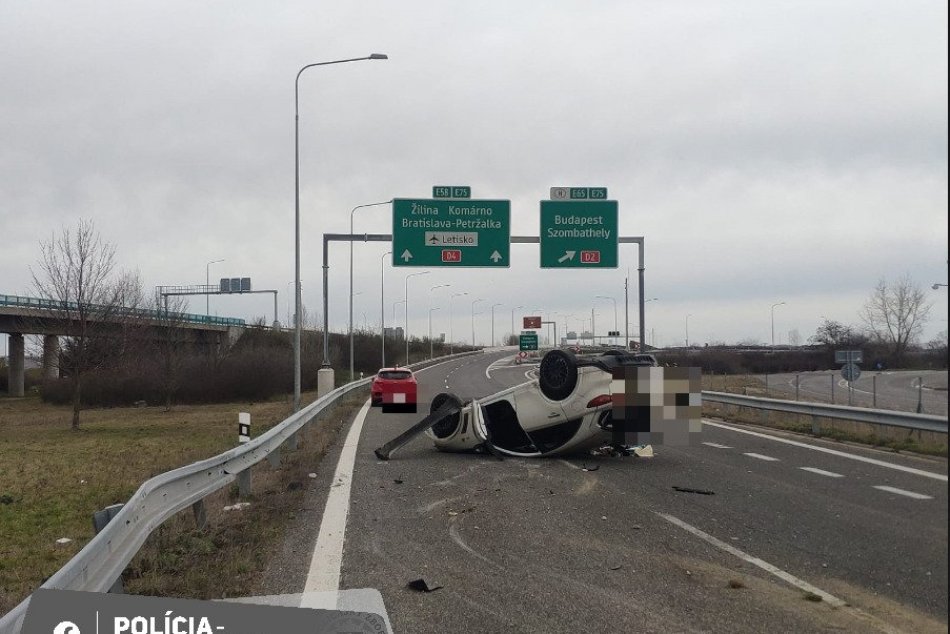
56 538 72 545
407 578 443 593
394 478 404 484
222 502 251 512
308 473 317 479
582 464 600 472
672 486 715 495
609 564 623 571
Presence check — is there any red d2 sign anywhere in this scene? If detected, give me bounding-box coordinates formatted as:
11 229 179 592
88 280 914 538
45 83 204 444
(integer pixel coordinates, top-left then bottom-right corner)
441 250 462 263
580 250 601 263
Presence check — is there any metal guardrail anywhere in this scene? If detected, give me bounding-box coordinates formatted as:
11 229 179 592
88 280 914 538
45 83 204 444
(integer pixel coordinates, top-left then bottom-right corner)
0 351 482 634
0 294 246 327
702 391 949 434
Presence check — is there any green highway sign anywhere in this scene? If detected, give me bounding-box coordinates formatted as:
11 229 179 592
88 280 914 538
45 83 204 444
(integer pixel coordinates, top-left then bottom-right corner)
539 199 618 268
432 186 472 199
519 333 539 351
392 198 510 267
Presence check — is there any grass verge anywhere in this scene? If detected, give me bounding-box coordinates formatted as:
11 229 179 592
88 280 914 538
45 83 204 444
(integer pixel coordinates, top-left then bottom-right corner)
0 389 367 614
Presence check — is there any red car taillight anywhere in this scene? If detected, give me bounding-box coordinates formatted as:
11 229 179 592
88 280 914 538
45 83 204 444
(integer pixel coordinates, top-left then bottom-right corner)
586 394 612 408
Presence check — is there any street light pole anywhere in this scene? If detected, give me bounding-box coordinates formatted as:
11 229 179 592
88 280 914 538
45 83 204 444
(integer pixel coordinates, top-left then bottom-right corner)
205 259 224 316
491 303 503 347
472 298 485 347
449 292 467 354
771 301 786 349
510 305 524 346
596 295 617 344
429 307 441 359
405 271 430 364
380 251 390 368
294 52 387 411
392 299 405 363
428 284 450 358
349 200 391 380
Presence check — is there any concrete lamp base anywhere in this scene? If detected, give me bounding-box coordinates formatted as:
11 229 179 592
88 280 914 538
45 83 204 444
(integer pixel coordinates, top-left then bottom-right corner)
317 367 335 398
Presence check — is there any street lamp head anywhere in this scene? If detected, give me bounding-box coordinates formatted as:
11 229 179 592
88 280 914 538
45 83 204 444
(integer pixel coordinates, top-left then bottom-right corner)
368 53 388 60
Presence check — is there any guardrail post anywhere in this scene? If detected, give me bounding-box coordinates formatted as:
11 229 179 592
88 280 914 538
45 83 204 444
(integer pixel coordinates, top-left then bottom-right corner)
92 503 126 593
873 375 877 408
916 376 923 413
811 415 820 436
830 374 835 404
237 468 252 498
192 500 207 530
795 374 800 401
284 431 299 451
267 447 281 468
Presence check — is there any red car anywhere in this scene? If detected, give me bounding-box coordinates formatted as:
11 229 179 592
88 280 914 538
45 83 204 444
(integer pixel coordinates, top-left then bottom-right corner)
371 367 418 413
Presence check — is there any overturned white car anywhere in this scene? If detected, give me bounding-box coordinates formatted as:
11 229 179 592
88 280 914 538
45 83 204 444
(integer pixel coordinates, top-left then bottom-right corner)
375 349 689 460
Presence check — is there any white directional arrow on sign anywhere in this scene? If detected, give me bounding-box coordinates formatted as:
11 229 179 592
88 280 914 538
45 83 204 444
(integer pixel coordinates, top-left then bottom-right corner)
490 250 502 263
557 250 576 263
401 250 413 262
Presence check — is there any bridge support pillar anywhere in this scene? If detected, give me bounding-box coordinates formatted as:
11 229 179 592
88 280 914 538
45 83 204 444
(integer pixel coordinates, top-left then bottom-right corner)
42 334 59 380
8 333 25 397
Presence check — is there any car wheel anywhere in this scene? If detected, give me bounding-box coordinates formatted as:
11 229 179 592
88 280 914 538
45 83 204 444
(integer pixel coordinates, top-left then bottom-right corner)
538 349 578 401
430 392 463 439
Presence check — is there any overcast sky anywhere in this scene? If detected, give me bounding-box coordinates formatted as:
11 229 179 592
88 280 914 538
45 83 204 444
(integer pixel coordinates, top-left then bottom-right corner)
1 1 947 350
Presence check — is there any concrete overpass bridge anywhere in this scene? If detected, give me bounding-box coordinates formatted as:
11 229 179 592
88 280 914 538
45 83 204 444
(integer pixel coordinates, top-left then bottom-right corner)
1 294 246 397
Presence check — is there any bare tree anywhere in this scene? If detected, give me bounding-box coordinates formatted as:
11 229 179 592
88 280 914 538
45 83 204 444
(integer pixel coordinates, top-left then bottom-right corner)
809 319 868 348
860 275 931 366
30 219 138 429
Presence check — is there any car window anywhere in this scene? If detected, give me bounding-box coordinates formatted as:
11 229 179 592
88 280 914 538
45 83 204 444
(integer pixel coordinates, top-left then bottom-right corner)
377 370 412 380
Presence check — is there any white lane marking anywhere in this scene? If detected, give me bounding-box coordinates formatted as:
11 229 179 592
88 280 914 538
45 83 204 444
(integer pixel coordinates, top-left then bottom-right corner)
484 356 514 379
657 513 846 607
702 442 733 449
872 485 933 500
800 467 844 478
304 399 372 594
744 452 779 462
703 420 949 483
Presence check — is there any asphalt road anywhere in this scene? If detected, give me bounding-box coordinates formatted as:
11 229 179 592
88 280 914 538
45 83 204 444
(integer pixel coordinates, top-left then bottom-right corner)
755 370 948 416
293 351 948 633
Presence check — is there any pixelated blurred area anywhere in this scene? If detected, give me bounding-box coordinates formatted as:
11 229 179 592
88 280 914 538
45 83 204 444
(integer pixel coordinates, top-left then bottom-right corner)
610 366 702 446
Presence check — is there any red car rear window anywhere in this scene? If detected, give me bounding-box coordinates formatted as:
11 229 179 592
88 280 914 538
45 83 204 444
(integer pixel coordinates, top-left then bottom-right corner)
377 370 412 380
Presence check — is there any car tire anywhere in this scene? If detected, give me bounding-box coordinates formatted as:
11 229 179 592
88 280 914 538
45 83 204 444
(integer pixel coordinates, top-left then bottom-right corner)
430 392 464 439
538 349 578 401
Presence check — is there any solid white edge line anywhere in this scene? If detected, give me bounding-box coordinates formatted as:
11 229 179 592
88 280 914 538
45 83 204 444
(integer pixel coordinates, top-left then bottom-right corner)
702 442 733 449
799 467 845 478
872 485 933 500
656 512 846 607
303 398 372 596
703 419 948 483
